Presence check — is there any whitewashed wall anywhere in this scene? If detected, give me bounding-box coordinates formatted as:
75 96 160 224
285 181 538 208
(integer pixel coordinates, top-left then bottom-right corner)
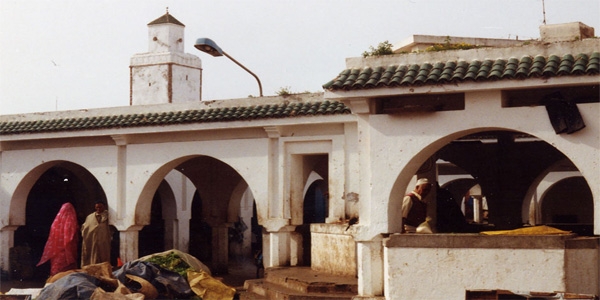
384 235 599 300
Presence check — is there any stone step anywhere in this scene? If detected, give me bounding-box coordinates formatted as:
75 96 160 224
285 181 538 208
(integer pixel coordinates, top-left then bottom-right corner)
244 279 355 300
264 267 358 295
244 279 269 297
238 289 268 300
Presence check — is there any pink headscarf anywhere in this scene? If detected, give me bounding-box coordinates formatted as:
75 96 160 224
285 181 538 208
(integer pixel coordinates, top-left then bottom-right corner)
37 202 79 275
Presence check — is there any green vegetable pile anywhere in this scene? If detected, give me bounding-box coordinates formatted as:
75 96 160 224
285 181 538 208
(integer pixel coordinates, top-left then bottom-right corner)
146 252 192 279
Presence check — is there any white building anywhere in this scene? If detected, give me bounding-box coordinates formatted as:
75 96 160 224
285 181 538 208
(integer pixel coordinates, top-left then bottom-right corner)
1 14 598 299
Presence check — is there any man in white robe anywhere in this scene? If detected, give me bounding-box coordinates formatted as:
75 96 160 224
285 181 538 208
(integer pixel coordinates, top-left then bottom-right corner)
81 201 111 266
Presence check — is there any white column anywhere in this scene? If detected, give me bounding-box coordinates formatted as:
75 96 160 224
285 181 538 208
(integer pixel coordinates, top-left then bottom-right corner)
262 232 270 268
267 231 290 267
164 217 176 250
327 136 346 223
357 240 384 297
111 136 128 220
119 228 141 263
0 226 17 272
264 126 281 220
473 196 482 223
289 231 302 266
178 217 190 252
343 122 360 220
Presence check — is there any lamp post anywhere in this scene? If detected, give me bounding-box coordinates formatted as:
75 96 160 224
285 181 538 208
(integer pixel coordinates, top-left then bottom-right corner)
194 38 263 97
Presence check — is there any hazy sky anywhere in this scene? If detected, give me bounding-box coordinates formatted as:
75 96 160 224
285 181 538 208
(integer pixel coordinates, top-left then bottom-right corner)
1 0 599 115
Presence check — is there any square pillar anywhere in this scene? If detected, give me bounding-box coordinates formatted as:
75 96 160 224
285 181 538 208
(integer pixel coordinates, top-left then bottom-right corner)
357 240 384 297
267 231 290 267
163 218 179 251
119 229 140 263
0 227 17 272
212 224 230 274
178 218 190 253
473 196 483 223
262 232 270 268
290 231 303 266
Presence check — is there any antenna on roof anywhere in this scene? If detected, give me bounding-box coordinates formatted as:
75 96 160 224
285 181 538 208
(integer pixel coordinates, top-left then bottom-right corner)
542 0 547 25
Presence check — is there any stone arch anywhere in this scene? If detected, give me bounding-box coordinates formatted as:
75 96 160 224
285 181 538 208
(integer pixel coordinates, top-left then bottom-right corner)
134 155 262 227
303 171 324 200
156 180 177 229
540 177 593 224
134 155 195 227
226 181 259 265
138 179 177 256
8 161 107 278
441 178 477 207
227 180 250 223
387 127 596 233
9 160 107 226
303 179 327 224
133 154 261 274
521 159 583 225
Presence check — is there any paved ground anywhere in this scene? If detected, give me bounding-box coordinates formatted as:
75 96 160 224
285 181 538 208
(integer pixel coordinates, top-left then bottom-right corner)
0 278 45 294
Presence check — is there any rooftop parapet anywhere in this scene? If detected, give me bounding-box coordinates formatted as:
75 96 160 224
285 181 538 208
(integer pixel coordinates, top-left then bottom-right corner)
344 38 599 70
540 22 595 43
393 35 530 53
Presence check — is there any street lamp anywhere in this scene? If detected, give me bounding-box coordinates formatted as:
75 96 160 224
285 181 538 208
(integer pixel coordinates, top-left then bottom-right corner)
194 38 263 97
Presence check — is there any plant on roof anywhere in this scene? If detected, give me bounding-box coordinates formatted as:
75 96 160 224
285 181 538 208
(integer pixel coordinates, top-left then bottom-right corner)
423 36 482 52
276 86 293 96
362 40 394 57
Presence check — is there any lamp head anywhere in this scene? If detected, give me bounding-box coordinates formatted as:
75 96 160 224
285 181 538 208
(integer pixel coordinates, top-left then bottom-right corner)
194 38 224 57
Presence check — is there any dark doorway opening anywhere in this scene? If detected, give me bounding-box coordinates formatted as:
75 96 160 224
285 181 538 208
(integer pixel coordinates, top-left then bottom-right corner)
189 191 212 266
138 191 165 257
300 180 327 265
13 163 109 280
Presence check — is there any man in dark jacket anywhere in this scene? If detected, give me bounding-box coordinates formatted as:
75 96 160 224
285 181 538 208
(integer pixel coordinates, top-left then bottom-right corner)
401 178 432 233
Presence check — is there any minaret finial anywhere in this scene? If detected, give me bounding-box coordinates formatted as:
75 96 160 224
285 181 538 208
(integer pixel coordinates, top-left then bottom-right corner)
166 7 169 14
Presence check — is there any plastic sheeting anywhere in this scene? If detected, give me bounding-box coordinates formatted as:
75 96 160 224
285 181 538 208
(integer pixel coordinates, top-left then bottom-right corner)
34 251 236 299
36 272 99 300
113 260 193 299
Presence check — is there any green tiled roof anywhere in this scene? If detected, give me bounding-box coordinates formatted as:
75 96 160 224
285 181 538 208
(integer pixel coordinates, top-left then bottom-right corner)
0 101 350 135
323 52 600 90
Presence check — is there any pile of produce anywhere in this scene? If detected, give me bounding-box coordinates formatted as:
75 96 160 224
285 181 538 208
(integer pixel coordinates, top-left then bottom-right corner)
146 252 192 279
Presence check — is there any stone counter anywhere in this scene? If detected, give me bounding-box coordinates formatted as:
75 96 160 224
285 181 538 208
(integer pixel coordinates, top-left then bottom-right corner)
310 223 357 276
383 234 599 300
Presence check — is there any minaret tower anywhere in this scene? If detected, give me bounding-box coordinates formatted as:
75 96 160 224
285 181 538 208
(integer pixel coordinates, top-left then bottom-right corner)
130 9 202 105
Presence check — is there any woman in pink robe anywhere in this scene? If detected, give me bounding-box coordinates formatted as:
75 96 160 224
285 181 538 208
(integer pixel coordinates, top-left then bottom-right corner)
37 202 79 275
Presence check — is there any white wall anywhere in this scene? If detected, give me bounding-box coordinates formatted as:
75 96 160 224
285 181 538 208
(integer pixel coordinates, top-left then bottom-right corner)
131 64 170 105
386 247 566 299
311 224 356 276
148 23 184 53
172 64 201 103
384 235 599 299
